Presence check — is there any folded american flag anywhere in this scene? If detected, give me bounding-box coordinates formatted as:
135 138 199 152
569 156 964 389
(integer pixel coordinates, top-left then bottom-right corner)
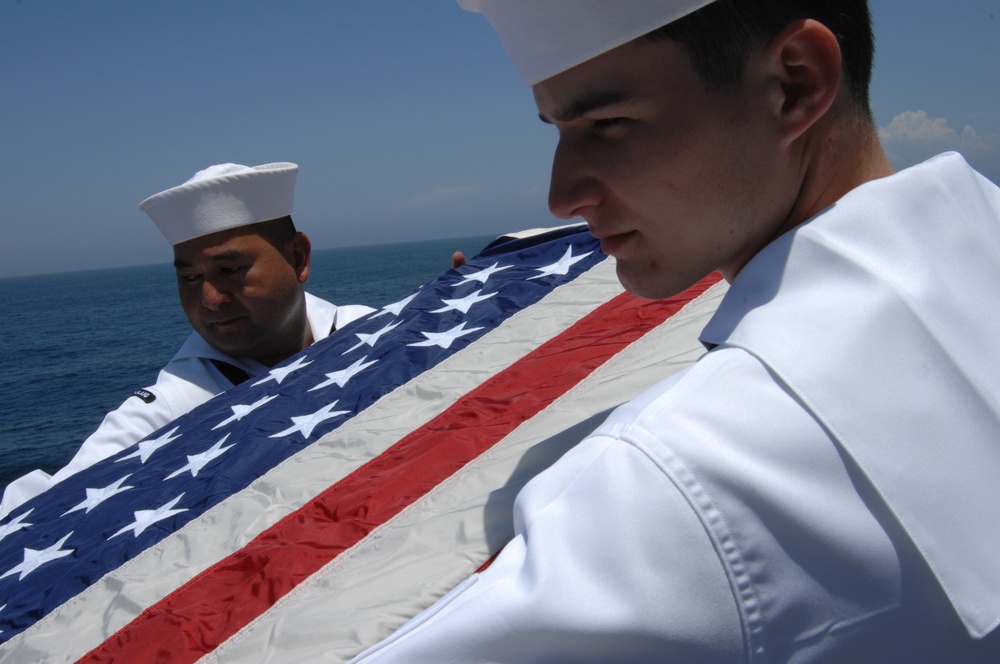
0 225 725 662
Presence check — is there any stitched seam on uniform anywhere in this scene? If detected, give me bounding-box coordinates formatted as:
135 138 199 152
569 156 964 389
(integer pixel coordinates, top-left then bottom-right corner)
653 445 766 663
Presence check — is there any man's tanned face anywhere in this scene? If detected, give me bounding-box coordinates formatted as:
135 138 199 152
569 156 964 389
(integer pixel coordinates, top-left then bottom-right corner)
173 225 311 366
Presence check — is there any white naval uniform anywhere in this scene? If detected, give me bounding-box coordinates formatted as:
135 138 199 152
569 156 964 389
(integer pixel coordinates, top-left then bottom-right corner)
0 293 374 519
351 153 1000 663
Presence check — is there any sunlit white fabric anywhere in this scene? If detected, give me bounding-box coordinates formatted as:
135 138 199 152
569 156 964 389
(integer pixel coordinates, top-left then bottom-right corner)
703 151 1000 639
140 162 299 245
458 0 716 85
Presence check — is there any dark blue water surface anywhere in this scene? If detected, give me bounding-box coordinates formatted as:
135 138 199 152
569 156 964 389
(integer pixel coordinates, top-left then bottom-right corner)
0 235 493 489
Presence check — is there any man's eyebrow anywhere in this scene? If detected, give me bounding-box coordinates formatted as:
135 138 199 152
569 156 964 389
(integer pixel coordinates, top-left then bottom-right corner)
173 250 248 269
539 91 636 124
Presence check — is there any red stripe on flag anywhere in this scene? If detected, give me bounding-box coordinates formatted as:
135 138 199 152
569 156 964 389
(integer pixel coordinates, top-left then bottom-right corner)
81 274 722 663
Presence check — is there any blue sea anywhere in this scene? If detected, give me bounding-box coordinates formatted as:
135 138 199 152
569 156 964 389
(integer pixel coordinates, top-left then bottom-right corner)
0 235 494 491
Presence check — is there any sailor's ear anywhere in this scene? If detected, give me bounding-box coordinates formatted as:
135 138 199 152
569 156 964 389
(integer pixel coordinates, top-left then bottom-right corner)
760 18 842 146
289 232 312 284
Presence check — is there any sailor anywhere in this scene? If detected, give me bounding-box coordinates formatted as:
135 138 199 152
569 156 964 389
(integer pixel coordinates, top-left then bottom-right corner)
0 162 374 518
350 1 1000 661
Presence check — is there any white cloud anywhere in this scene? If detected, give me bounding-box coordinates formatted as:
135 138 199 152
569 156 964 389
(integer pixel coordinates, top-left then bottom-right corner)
880 111 956 148
879 110 1000 177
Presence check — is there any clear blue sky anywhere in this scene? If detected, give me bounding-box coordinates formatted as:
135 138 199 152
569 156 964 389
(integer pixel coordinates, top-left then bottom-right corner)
2 1 998 278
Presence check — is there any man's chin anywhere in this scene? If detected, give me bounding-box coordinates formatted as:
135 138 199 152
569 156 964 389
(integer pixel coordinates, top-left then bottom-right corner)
616 266 699 301
200 331 258 359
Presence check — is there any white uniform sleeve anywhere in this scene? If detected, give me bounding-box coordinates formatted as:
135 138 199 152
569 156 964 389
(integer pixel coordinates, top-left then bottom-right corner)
0 358 220 519
0 470 55 519
48 386 180 481
352 433 745 663
0 389 172 519
351 346 916 662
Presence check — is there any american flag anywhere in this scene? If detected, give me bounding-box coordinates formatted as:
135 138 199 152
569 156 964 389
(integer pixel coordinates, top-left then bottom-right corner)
0 224 725 662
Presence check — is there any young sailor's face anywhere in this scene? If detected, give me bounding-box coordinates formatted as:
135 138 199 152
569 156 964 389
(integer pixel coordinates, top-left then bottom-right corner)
173 227 310 366
534 36 794 299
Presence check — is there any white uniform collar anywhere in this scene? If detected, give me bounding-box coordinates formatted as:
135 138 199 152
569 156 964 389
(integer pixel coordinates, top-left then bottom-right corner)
701 153 1000 639
303 292 338 343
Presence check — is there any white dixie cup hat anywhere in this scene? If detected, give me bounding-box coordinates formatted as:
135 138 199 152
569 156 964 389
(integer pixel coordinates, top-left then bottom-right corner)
139 162 298 246
459 0 717 85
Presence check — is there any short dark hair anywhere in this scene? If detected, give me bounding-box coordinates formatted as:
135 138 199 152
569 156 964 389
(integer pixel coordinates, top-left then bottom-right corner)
250 215 299 252
648 0 875 118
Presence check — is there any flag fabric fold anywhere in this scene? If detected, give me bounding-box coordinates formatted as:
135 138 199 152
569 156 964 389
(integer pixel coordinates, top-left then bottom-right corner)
0 225 725 663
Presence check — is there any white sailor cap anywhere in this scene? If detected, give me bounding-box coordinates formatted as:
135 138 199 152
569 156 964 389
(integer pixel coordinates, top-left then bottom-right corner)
139 162 298 246
459 0 717 85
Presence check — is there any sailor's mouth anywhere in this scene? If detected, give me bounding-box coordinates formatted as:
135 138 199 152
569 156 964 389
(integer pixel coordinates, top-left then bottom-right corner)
207 316 247 330
597 230 637 256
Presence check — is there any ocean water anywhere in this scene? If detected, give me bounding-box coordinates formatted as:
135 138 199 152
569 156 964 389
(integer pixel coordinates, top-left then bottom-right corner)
0 235 494 490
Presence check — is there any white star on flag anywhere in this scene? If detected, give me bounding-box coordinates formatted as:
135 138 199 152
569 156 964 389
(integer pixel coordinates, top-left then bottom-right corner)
455 262 512 286
344 320 403 354
1 532 74 581
252 355 313 387
118 426 182 464
165 435 235 480
62 476 134 516
528 246 593 279
0 510 33 544
212 395 280 430
408 321 484 349
371 292 418 319
110 495 187 539
269 401 350 440
309 356 379 392
430 289 497 315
